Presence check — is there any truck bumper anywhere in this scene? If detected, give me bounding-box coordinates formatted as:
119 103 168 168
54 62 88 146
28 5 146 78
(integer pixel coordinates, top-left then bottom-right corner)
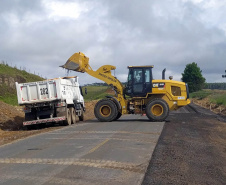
23 116 66 126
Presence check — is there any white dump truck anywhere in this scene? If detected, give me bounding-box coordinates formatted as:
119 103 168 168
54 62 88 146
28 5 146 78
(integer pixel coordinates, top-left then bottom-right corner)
15 76 85 128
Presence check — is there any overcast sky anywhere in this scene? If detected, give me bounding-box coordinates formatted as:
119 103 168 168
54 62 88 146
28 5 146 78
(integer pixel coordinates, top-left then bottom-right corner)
0 0 226 84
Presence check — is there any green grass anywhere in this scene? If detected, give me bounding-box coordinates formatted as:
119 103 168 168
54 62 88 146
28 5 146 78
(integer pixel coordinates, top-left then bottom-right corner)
210 94 226 106
191 89 226 106
0 64 43 82
81 86 111 101
190 90 212 99
0 63 44 105
0 94 18 106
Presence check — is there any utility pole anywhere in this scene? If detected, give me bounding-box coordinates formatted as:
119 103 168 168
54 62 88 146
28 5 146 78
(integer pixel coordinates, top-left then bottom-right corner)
222 70 226 78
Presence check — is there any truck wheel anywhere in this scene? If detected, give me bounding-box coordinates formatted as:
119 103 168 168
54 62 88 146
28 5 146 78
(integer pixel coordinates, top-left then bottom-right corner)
79 109 84 121
70 107 76 124
145 99 169 122
94 99 118 122
63 108 72 126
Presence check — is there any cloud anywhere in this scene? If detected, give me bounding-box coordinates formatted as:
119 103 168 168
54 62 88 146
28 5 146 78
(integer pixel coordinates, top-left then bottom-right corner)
0 0 225 85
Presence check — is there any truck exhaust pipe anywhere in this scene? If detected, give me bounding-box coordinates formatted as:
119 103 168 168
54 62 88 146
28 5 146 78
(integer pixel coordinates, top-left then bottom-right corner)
162 68 166 80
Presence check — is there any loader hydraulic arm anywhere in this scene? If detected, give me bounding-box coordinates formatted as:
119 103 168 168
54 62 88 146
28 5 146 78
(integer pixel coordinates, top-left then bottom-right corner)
60 52 127 112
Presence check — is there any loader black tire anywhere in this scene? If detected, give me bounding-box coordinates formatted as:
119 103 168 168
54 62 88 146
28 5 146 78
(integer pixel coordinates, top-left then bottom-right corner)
146 98 169 122
94 99 118 122
70 107 76 124
113 112 122 121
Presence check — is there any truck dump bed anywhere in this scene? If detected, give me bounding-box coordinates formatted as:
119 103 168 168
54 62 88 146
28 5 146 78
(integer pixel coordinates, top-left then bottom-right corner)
16 76 82 105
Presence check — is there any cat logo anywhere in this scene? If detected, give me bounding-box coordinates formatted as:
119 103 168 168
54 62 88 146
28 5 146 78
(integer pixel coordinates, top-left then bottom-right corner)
153 83 165 88
153 83 159 87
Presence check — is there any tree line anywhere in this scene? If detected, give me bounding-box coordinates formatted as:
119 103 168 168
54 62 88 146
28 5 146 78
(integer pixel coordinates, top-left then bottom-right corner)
204 83 226 90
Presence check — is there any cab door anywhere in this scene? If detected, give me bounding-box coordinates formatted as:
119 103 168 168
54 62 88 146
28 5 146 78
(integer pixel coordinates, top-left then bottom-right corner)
143 68 152 94
133 68 144 96
125 67 152 97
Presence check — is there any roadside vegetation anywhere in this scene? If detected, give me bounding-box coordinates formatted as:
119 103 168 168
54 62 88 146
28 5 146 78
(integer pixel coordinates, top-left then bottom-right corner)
182 62 206 92
191 89 226 115
0 63 44 105
190 90 212 100
82 85 114 101
0 63 44 82
209 93 226 106
190 89 226 106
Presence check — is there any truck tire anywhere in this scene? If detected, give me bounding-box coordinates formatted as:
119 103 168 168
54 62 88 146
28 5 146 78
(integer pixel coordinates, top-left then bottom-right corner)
79 109 84 121
94 99 118 122
63 108 72 126
145 99 169 122
70 107 76 124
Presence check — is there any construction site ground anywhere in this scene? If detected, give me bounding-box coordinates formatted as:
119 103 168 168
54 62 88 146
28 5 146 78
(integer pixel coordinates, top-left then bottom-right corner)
0 101 226 184
143 104 226 185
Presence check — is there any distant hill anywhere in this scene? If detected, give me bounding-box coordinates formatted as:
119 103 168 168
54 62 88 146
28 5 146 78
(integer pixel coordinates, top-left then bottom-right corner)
0 63 44 105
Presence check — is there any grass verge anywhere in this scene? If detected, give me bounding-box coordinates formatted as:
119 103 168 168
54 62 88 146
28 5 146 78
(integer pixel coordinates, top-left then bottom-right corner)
191 89 226 106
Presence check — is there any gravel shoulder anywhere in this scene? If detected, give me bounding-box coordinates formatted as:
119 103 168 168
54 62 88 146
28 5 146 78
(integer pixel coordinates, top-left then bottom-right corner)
142 103 226 185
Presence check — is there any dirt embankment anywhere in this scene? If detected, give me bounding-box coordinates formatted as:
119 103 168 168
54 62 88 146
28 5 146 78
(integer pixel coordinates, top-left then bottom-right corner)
0 101 24 130
192 98 226 115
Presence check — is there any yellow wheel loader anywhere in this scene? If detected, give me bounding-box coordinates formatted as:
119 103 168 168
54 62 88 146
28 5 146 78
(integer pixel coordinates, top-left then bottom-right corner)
61 52 190 122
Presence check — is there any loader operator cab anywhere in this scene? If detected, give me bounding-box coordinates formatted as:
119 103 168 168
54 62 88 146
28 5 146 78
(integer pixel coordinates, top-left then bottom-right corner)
125 66 153 97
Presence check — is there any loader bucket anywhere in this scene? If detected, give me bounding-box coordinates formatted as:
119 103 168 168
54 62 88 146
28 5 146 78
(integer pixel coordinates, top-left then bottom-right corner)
60 52 89 73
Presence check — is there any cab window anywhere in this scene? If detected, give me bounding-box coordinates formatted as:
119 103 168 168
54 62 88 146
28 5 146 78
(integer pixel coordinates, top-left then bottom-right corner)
134 69 143 83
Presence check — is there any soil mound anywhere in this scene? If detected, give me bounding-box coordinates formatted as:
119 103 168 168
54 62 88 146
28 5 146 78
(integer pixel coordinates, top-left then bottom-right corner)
0 101 24 131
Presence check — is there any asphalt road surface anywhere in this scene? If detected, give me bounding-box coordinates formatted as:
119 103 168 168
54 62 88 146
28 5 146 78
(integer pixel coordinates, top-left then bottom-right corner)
0 115 164 185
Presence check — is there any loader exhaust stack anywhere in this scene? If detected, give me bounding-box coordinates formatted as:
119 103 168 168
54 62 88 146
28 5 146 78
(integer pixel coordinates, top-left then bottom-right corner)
162 68 166 80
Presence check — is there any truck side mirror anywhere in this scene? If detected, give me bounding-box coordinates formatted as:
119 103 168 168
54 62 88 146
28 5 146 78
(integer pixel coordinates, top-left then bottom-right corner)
79 86 84 96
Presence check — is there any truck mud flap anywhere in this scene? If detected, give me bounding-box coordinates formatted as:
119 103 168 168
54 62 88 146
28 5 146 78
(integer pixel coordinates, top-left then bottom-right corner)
23 116 66 126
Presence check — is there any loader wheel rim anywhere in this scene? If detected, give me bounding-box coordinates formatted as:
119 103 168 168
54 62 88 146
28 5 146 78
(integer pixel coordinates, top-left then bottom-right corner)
100 105 111 117
151 104 164 116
